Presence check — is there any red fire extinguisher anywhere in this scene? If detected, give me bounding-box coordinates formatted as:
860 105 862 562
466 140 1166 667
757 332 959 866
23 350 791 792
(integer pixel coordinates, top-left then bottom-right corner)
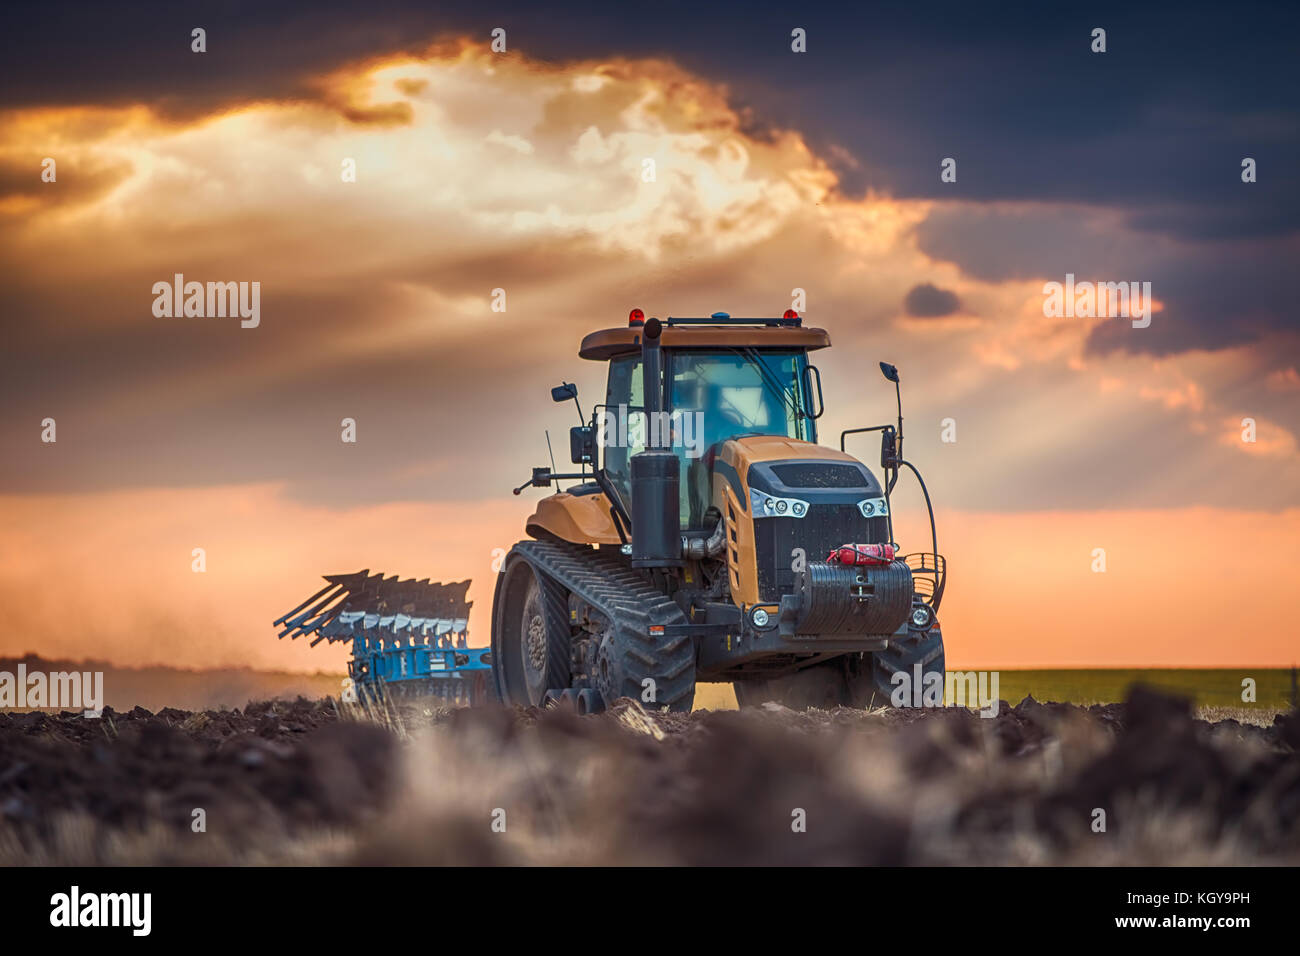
826 543 896 565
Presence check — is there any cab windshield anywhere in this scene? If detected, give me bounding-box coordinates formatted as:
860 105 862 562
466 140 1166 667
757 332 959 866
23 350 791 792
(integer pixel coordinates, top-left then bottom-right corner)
669 348 813 449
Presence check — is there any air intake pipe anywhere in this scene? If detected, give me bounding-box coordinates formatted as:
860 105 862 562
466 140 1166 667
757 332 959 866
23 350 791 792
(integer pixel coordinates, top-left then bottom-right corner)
630 318 683 568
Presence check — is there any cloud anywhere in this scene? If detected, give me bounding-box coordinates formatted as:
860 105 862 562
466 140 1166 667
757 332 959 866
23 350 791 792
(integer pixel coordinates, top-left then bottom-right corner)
1218 415 1299 459
0 42 882 504
1267 367 1300 392
0 38 1296 520
915 203 1300 361
7 3 1297 239
903 282 962 318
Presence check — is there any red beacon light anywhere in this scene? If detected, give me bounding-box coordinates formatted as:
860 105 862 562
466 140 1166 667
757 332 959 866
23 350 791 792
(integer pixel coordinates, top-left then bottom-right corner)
783 309 799 321
628 308 645 327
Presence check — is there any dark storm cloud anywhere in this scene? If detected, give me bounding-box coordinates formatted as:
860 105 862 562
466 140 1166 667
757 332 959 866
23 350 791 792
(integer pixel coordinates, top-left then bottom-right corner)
916 204 1300 358
1 0 1296 508
7 1 1297 226
7 0 1296 365
1081 237 1300 359
903 283 961 318
0 156 131 207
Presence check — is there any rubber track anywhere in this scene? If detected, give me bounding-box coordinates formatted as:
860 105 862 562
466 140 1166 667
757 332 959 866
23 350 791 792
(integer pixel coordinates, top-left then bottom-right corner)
509 539 696 711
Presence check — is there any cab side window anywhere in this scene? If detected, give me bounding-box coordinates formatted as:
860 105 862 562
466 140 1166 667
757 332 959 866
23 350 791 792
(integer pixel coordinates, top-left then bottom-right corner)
602 356 644 512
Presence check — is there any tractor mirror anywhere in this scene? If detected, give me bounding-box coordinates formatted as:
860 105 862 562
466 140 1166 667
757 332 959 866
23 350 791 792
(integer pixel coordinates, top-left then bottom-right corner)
879 362 899 383
880 426 898 469
569 425 596 465
551 383 578 403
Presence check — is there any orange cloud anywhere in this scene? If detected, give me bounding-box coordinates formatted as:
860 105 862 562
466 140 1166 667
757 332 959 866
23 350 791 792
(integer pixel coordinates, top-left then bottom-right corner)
1218 415 1299 458
1267 367 1300 392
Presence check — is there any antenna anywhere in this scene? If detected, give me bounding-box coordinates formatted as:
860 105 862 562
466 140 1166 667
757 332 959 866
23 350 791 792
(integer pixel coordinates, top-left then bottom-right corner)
545 430 562 492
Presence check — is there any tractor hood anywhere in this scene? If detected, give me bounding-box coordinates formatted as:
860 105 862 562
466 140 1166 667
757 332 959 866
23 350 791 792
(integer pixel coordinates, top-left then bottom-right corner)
715 435 881 500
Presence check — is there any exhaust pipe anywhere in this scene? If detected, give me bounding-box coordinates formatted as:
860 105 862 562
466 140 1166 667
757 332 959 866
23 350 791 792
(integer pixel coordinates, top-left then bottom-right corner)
681 520 726 560
630 318 683 568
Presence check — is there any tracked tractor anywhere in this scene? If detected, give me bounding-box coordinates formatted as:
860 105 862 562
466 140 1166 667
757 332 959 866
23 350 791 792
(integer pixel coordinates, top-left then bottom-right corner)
494 309 946 713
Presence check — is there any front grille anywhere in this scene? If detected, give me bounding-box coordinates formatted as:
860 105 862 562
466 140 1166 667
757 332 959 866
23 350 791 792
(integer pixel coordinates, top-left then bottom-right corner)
769 462 867 488
753 504 889 601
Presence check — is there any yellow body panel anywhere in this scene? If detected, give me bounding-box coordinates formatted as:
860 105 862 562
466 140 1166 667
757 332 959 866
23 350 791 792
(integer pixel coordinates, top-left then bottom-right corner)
721 482 751 603
724 434 862 468
527 490 622 546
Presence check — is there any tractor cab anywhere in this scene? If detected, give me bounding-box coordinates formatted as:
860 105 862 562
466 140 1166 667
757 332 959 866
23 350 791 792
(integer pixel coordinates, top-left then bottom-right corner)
588 312 827 530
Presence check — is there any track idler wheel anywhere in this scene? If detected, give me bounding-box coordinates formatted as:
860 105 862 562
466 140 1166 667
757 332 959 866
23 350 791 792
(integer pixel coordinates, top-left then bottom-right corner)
491 556 571 707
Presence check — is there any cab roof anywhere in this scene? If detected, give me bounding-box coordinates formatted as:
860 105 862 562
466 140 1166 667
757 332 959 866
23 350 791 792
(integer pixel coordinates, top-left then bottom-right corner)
579 320 832 361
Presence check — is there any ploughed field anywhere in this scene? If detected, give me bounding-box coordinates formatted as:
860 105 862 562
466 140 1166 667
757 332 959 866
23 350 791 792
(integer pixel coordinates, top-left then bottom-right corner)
1 689 1298 865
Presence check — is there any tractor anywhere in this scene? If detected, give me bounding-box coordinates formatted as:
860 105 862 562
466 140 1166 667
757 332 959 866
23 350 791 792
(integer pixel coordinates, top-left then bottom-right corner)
494 309 946 713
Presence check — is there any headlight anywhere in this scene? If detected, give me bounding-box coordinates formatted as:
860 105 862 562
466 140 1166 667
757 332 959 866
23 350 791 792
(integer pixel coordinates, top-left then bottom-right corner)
910 605 932 629
857 496 889 518
751 607 771 627
750 489 810 518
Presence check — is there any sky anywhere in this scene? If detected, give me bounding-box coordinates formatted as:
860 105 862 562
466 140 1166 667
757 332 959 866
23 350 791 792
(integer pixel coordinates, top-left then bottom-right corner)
1 1 1297 674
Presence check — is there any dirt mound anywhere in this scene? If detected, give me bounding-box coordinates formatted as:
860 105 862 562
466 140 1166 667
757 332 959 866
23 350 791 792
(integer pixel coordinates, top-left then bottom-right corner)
0 699 395 862
1 689 1297 864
